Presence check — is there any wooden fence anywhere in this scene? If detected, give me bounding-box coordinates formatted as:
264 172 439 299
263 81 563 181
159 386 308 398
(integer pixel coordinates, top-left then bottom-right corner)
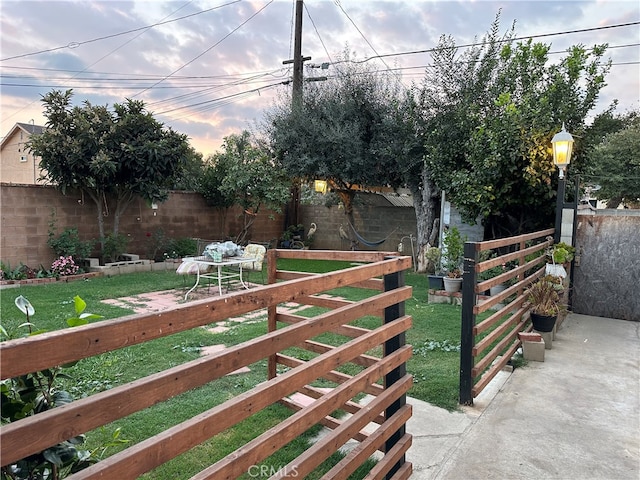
1 250 413 479
459 228 555 405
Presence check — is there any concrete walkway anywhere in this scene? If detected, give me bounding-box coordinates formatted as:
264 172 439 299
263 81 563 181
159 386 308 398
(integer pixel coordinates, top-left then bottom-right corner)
407 313 640 479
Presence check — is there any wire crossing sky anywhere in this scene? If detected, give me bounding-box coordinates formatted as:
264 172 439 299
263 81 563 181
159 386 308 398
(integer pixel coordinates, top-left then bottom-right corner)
1 0 638 155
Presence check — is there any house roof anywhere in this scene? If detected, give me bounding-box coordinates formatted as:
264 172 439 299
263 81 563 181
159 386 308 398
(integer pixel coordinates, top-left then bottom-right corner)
1 122 46 149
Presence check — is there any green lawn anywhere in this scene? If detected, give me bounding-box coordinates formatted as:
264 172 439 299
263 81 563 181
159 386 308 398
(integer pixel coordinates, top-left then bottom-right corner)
1 259 463 478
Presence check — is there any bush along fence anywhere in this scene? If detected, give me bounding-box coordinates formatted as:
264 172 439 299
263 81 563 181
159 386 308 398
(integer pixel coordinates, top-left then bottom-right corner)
459 228 558 405
0 250 413 479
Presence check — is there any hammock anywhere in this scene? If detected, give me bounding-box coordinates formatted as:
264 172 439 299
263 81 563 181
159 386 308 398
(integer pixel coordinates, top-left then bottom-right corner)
347 220 398 248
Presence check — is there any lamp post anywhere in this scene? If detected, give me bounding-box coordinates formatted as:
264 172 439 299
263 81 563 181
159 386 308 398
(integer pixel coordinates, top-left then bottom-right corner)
551 123 574 243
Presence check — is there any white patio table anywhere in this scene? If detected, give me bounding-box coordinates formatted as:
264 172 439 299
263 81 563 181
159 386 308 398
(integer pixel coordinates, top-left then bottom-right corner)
180 255 258 299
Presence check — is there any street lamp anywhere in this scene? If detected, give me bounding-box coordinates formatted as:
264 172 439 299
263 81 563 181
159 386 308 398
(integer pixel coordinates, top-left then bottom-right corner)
551 123 574 243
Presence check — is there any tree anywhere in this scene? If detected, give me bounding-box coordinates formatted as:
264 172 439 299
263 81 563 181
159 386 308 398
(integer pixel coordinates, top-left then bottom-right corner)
590 116 640 208
413 15 611 239
28 90 193 256
198 131 291 244
266 56 406 218
265 55 421 261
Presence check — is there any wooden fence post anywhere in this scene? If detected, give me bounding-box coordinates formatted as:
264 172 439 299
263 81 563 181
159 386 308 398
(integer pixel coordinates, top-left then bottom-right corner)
383 266 407 479
459 241 477 406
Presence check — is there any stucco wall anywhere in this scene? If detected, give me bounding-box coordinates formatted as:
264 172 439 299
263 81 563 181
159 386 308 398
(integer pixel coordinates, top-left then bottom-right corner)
573 209 640 321
0 184 284 268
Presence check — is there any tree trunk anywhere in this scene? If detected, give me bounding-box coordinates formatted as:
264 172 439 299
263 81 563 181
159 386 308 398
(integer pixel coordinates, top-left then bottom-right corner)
606 196 622 209
411 170 441 273
86 189 106 254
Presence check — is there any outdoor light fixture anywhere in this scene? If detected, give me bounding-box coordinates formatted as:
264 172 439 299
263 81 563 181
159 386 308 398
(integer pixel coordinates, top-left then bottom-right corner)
551 123 574 179
314 180 327 194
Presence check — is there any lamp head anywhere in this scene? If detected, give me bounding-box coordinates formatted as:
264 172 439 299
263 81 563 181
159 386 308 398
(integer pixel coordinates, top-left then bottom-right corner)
314 180 327 194
551 123 574 179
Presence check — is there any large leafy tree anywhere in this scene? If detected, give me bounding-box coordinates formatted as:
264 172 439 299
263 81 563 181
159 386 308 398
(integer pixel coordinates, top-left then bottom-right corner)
415 16 611 238
28 90 193 252
198 130 290 244
590 113 640 208
266 57 406 218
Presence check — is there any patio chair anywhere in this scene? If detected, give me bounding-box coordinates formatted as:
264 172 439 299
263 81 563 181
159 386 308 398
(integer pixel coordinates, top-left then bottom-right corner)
233 243 267 285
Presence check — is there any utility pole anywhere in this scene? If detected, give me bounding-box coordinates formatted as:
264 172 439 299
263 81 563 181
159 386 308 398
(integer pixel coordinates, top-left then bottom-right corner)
282 0 310 106
282 0 310 229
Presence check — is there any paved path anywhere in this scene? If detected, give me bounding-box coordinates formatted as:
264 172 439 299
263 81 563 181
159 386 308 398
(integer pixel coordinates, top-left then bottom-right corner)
408 313 640 479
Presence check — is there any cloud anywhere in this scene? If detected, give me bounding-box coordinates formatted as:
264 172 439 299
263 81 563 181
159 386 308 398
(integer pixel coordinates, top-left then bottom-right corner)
1 0 638 155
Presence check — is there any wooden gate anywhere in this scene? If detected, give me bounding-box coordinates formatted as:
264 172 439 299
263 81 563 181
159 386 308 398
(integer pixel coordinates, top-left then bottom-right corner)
1 250 413 479
459 230 553 405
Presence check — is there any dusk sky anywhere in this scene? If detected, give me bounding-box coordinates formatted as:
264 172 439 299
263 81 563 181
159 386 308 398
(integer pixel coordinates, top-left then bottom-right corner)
1 0 638 156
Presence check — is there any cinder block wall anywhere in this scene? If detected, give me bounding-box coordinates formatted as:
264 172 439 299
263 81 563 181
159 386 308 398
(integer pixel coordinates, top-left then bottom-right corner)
0 184 284 268
300 193 418 252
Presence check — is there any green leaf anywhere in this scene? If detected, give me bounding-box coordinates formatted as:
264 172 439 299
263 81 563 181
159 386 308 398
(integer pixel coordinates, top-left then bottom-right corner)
73 295 87 315
67 317 89 327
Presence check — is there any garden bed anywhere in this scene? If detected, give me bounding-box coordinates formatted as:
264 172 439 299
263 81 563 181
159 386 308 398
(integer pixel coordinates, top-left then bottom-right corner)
0 272 102 288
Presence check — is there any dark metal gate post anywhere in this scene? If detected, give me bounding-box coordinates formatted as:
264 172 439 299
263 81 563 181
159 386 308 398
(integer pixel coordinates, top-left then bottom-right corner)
383 267 406 479
459 242 477 405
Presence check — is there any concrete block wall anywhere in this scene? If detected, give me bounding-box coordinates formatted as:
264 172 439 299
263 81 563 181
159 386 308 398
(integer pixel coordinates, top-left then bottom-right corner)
1 184 284 269
300 193 417 252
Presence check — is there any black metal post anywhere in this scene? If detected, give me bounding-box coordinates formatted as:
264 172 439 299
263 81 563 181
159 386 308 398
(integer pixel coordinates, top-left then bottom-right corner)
383 267 406 479
459 241 477 405
554 175 566 244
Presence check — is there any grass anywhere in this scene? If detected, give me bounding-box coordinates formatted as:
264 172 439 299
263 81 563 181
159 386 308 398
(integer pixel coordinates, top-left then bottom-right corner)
1 258 464 478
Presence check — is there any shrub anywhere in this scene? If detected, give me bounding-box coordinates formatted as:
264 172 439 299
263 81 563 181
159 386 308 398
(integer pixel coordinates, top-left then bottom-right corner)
48 222 94 261
102 233 129 263
166 237 197 258
50 256 80 277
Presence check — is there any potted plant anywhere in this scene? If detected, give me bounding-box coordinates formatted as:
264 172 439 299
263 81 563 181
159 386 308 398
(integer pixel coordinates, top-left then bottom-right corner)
425 246 444 290
526 275 564 332
442 227 465 293
545 241 576 278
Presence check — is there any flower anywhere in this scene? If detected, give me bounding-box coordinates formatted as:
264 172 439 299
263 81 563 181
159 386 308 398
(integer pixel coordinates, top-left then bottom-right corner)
50 255 80 277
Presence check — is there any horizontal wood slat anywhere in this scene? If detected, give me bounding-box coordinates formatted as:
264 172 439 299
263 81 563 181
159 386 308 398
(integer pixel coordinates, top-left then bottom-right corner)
301 340 381 368
294 385 383 423
272 249 400 262
364 433 412 480
67 317 412 479
472 320 527 378
3 251 412 478
319 404 412 480
472 339 522 397
1 256 411 379
277 312 372 339
474 228 554 251
2 290 411 467
278 397 370 443
276 354 386 398
473 309 526 357
190 347 412 480
272 375 412 480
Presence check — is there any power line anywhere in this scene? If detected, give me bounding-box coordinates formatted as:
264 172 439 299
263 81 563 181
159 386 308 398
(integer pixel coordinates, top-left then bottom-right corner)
0 0 241 62
348 20 640 65
131 0 275 98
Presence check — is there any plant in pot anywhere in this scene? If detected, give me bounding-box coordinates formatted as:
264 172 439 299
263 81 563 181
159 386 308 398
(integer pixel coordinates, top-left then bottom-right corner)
545 241 576 278
442 227 465 293
425 246 444 290
526 275 564 332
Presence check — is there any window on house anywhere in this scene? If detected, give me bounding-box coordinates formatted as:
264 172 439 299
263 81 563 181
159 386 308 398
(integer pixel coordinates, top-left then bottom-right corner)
20 155 27 162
